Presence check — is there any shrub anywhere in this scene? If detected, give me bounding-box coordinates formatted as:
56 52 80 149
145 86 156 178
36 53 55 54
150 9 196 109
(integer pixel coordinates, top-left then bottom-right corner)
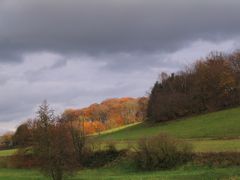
0 157 9 168
134 133 192 170
9 154 38 169
82 142 125 168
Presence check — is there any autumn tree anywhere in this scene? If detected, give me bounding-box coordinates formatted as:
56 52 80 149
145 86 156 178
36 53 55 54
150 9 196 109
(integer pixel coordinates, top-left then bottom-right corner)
62 110 86 164
120 101 138 124
0 132 14 149
32 101 78 180
136 97 148 121
13 120 32 148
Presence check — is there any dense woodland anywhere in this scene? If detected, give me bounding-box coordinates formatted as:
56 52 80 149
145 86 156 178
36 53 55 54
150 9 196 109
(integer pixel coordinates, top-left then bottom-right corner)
62 97 148 135
147 51 240 122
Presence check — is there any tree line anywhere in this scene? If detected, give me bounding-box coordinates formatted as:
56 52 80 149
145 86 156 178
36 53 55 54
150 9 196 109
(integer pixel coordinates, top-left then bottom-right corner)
147 51 240 122
0 97 148 150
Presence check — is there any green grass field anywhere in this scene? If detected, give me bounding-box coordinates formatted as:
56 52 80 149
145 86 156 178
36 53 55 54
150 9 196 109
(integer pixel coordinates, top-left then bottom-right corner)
191 139 240 152
0 169 45 180
0 165 240 180
74 164 240 180
98 107 240 141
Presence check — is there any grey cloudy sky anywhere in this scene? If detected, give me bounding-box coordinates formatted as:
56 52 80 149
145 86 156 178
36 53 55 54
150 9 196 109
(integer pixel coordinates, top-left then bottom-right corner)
1 0 240 133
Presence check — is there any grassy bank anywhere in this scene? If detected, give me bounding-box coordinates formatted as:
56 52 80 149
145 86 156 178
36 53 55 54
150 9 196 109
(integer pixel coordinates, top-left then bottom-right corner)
98 107 240 141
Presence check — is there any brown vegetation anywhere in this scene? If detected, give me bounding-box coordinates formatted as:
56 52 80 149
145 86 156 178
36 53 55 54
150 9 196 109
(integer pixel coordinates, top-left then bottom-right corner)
147 51 240 122
0 132 14 150
193 152 240 167
133 133 193 170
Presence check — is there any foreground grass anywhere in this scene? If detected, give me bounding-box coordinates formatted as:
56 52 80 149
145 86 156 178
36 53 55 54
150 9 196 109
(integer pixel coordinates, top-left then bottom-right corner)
0 168 46 180
0 165 239 180
75 166 240 180
99 107 240 141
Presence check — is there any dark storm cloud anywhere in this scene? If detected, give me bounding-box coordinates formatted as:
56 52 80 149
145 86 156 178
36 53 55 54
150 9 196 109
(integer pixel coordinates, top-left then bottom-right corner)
1 0 240 62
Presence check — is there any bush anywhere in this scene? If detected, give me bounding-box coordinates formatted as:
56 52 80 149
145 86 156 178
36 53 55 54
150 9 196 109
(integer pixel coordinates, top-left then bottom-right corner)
82 142 126 168
9 154 38 169
7 148 38 168
0 157 10 168
134 133 192 170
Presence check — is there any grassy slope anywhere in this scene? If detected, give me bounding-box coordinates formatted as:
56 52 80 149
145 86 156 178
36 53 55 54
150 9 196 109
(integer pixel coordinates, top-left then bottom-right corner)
98 107 240 141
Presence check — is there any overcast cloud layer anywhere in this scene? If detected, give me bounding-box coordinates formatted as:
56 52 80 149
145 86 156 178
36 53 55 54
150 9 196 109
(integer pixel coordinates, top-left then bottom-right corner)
1 0 240 133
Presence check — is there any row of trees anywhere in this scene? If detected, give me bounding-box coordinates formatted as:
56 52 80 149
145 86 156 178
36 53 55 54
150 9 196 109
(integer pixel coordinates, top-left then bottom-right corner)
0 97 148 149
0 97 148 150
147 51 240 122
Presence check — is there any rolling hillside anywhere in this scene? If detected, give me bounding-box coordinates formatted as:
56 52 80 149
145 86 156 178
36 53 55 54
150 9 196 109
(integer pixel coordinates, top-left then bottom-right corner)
98 107 240 141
